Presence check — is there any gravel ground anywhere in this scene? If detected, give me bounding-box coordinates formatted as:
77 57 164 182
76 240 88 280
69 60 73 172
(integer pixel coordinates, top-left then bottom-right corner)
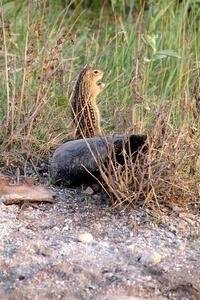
0 186 200 300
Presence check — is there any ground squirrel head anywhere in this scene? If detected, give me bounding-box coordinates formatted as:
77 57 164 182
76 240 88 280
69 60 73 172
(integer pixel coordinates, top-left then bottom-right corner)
76 68 105 97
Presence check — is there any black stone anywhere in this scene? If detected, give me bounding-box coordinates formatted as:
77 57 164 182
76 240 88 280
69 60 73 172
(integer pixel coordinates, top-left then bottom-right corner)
50 134 147 187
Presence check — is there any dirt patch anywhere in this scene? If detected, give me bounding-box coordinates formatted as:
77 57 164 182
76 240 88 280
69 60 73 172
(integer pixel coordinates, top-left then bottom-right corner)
0 186 199 300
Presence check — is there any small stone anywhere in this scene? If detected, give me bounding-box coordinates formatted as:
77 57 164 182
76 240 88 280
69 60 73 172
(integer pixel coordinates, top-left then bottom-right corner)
62 224 69 231
84 187 94 196
53 226 60 231
177 220 188 230
92 194 101 202
127 244 135 251
172 206 182 213
138 251 161 265
78 233 94 244
176 240 186 252
35 246 52 257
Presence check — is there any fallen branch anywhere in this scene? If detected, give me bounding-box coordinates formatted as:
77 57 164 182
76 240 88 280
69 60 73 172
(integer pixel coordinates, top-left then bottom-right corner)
0 176 56 205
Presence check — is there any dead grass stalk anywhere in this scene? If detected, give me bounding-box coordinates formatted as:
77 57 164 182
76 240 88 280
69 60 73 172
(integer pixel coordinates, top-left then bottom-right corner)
98 110 200 210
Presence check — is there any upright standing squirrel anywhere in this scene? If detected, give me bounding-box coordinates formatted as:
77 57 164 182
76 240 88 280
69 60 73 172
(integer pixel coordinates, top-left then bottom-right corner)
71 68 105 139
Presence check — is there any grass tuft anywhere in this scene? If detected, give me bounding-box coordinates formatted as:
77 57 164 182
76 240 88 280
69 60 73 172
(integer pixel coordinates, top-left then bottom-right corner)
98 107 200 210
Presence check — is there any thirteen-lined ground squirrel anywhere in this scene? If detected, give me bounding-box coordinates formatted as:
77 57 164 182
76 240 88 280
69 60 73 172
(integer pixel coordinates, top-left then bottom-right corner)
71 68 105 139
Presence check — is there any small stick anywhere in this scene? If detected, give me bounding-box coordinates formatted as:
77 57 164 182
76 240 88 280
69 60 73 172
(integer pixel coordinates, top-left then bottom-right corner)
0 2 10 128
2 196 55 206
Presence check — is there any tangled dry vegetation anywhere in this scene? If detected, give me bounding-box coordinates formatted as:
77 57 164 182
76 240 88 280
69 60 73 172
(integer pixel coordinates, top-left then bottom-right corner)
98 106 200 210
0 9 72 167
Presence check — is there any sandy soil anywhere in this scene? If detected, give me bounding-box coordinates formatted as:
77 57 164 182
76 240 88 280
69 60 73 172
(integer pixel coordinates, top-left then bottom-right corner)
0 186 199 300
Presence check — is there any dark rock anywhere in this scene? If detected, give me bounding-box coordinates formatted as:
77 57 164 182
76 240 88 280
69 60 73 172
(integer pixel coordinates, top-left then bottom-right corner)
91 183 101 193
50 134 147 187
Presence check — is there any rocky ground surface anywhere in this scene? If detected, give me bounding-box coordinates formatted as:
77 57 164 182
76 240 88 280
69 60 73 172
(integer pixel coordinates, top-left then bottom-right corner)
0 185 200 300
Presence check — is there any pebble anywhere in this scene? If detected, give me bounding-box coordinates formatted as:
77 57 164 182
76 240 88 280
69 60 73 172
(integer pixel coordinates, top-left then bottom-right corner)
177 220 188 230
176 240 186 252
92 194 101 202
138 251 162 265
53 226 60 232
78 233 94 244
62 224 69 231
84 187 94 196
34 246 52 257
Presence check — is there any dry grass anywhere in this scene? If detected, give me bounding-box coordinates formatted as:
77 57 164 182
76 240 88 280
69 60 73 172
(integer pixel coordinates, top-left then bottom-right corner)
0 12 73 167
98 107 200 210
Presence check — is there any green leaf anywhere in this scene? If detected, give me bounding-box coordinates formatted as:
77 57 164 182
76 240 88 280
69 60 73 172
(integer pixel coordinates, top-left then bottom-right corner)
144 49 181 62
142 34 158 53
156 50 181 59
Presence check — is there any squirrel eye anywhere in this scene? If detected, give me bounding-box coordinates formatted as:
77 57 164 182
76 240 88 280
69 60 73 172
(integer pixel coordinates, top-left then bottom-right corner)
94 70 98 74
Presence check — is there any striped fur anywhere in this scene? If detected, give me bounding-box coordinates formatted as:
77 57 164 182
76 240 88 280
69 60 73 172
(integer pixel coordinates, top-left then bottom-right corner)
71 68 104 139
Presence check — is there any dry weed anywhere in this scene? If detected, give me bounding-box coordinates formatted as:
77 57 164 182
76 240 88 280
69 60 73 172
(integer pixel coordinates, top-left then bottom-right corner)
0 11 73 165
98 110 200 210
